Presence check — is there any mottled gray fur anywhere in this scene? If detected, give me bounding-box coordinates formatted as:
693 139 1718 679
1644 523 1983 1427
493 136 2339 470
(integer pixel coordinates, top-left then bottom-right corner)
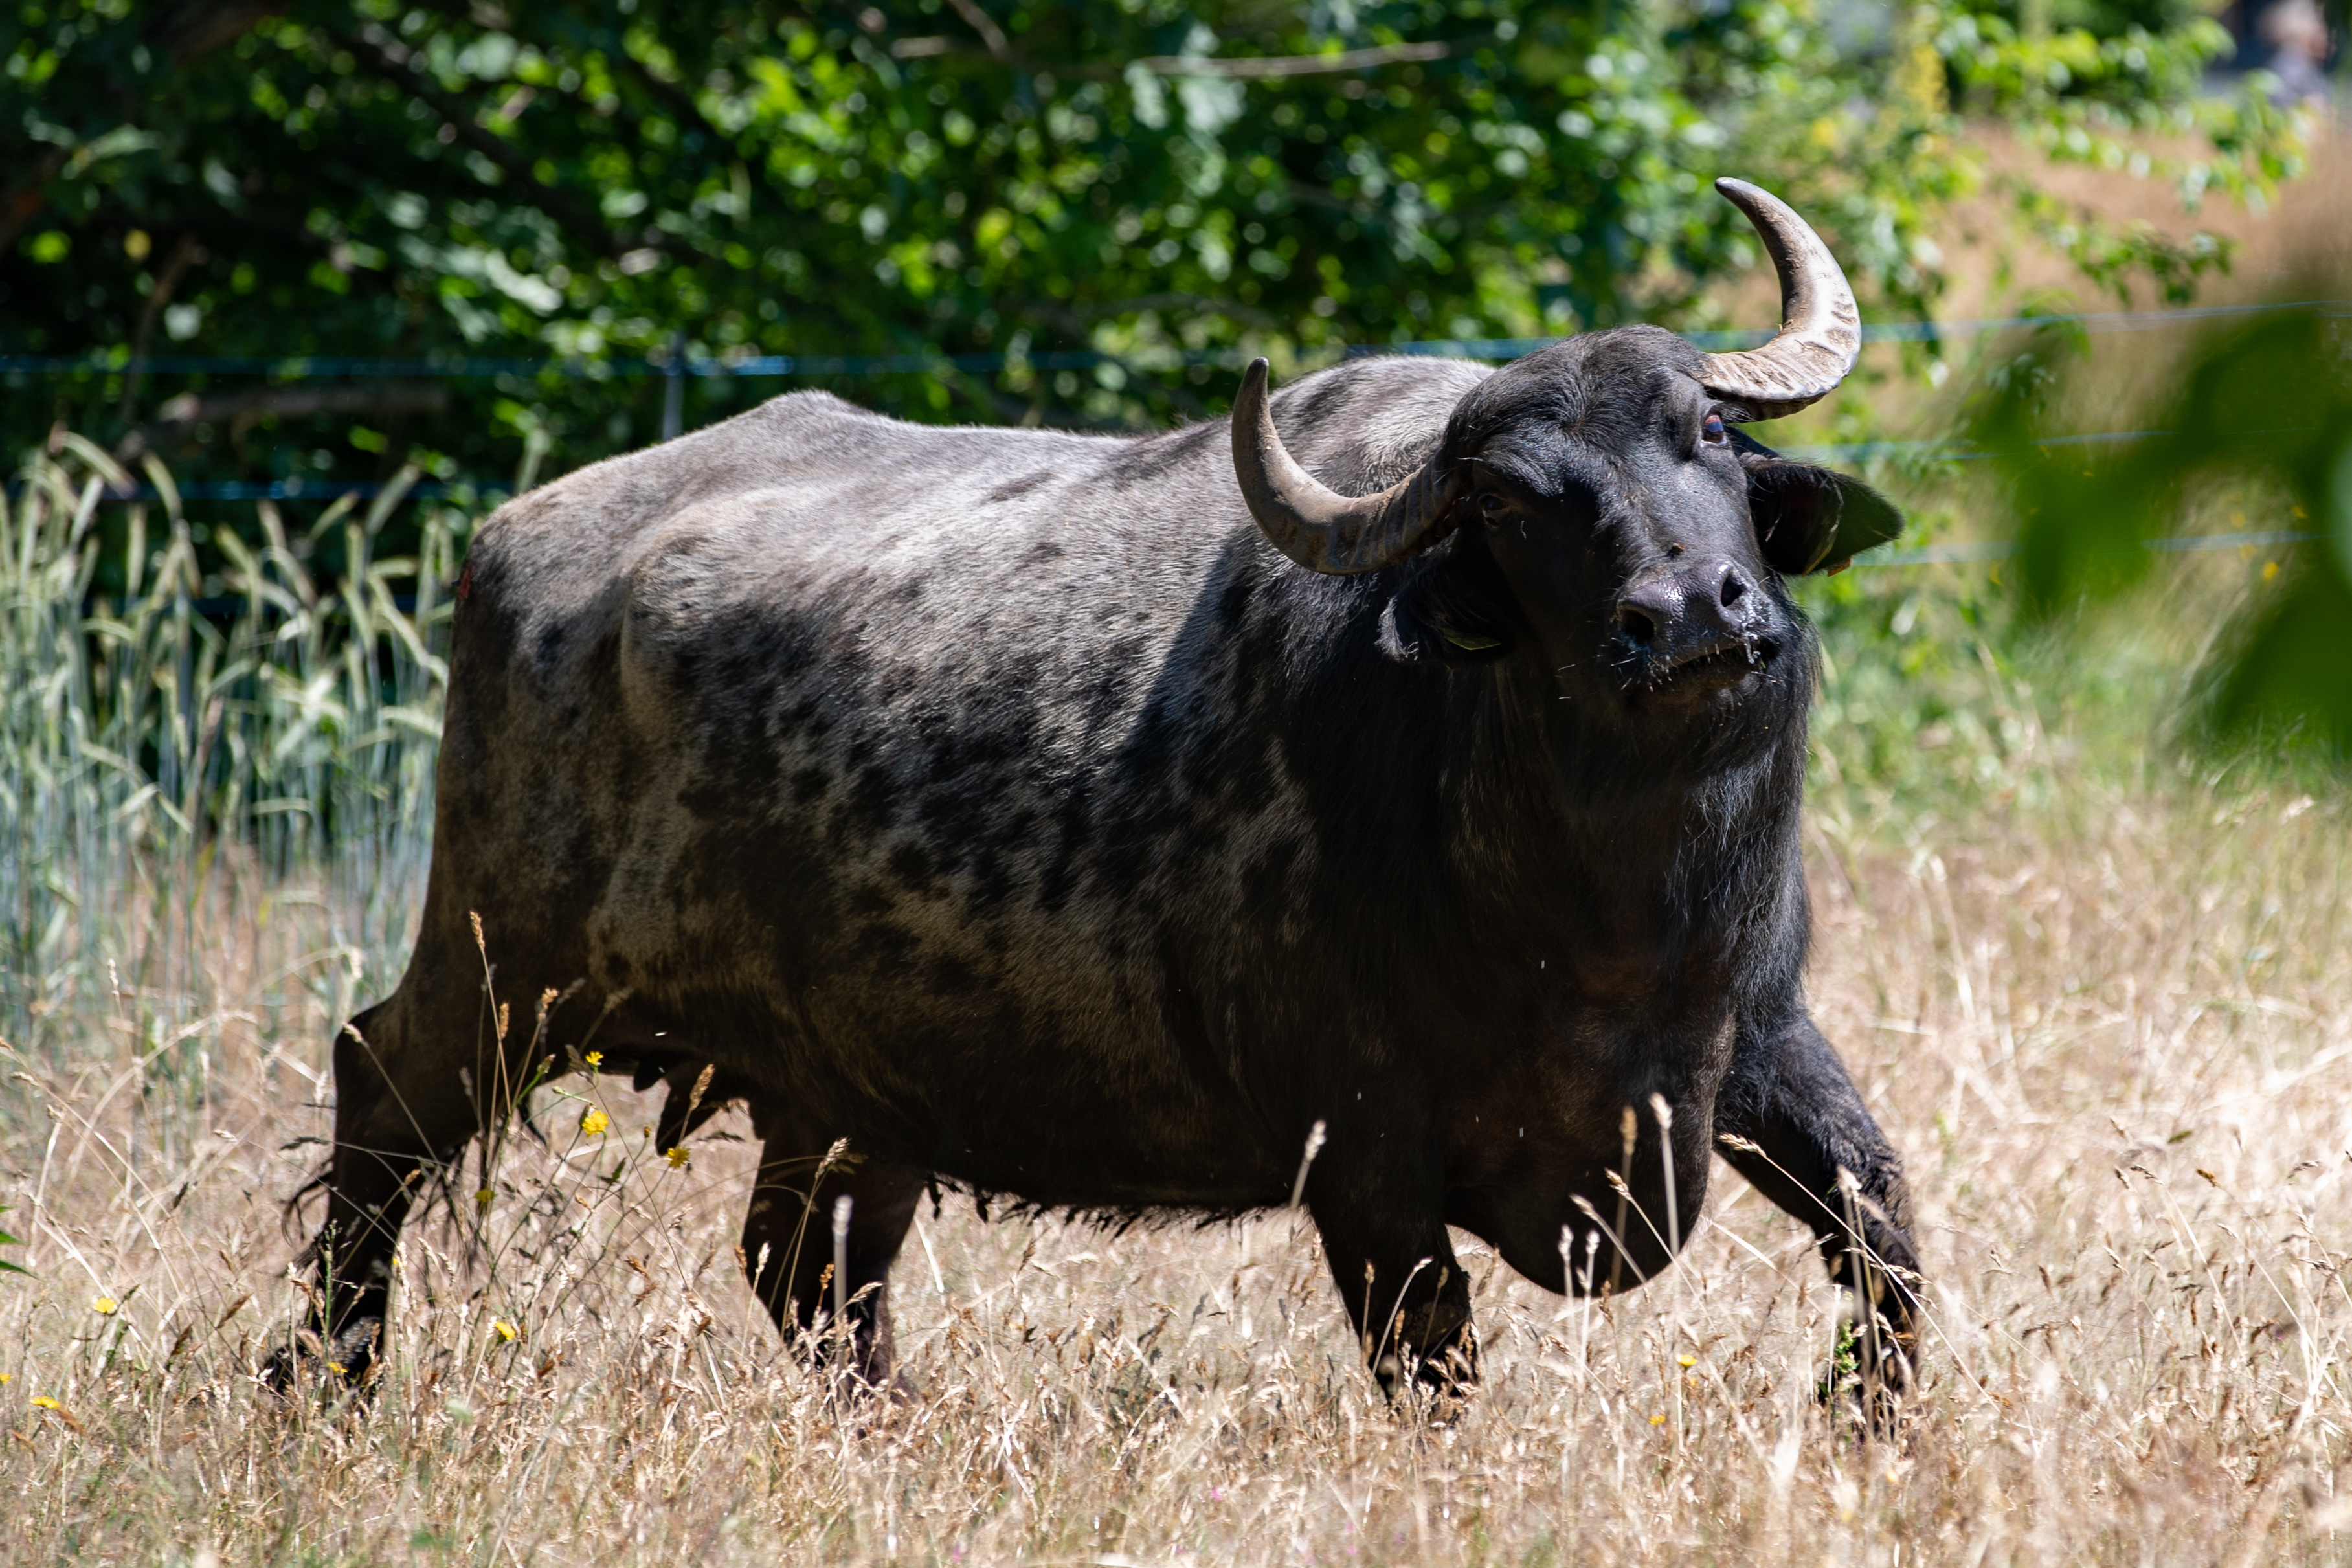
286 341 1921 1404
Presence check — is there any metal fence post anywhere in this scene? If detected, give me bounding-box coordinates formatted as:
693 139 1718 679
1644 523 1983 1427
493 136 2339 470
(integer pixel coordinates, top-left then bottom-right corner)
662 330 686 442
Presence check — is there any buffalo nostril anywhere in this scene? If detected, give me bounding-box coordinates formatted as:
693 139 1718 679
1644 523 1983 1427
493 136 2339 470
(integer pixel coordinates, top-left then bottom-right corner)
1719 568 1749 610
1617 604 1659 647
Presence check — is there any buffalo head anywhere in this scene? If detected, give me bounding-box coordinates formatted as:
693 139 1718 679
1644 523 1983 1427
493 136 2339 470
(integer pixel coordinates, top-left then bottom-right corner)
1231 178 1901 717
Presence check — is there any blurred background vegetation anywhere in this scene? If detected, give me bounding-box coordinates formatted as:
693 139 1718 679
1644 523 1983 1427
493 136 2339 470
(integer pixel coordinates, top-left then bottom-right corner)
3 0 2314 497
1 0 2347 1054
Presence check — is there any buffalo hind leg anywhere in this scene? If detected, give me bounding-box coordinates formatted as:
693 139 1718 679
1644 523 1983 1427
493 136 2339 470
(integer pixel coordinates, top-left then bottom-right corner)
1717 1011 1923 1408
1308 1146 1475 1401
739 1128 923 1389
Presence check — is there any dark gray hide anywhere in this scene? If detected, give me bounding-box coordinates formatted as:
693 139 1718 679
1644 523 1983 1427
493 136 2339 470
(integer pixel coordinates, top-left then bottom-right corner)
289 330 1920 1401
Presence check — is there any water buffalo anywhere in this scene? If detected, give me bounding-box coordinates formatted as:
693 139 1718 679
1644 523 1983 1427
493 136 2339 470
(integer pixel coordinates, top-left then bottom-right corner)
283 177 1920 1401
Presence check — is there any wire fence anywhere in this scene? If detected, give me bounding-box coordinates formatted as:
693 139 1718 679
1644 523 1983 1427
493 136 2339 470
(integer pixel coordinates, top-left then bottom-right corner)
1862 529 2320 567
10 297 2343 573
8 298 2346 384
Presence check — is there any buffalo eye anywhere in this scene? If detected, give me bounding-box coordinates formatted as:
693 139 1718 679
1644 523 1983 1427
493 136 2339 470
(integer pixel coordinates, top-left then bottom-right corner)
1478 493 1509 522
1700 410 1729 447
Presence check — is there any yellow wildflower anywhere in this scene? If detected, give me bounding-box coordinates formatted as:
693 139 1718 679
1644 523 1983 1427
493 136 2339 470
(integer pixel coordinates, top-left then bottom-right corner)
1650 1413 1666 1425
491 1320 519 1343
580 1107 610 1136
664 1146 690 1170
1677 1354 1696 1367
32 1395 60 1409
584 1051 604 1068
92 1297 118 1316
475 1187 494 1207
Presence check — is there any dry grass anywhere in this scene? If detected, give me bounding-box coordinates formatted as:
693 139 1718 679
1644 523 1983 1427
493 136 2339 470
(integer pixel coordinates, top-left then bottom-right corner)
5 559 2351 1566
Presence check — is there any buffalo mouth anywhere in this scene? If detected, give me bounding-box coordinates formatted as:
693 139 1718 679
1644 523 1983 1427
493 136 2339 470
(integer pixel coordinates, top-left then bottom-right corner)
1618 633 1778 700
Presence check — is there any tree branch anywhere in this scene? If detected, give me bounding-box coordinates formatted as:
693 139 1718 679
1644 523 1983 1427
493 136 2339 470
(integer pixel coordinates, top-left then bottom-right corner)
607 49 737 158
142 0 287 63
341 25 640 257
117 383 449 462
1133 38 1466 77
0 148 67 254
121 235 208 420
888 32 1486 78
941 0 1011 62
1065 289 1282 328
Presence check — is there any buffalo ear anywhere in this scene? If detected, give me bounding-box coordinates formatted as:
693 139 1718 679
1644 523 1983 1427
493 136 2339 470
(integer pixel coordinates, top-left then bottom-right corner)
1732 435 1903 575
1378 537 1519 666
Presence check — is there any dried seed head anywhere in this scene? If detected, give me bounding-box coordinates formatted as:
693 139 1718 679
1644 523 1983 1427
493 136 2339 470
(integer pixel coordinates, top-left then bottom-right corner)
1288 1119 1328 1209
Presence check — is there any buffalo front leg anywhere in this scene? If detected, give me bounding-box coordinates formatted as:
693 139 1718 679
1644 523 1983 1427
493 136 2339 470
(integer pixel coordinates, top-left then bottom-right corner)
1307 1141 1475 1400
1716 1011 1923 1401
739 1131 924 1389
271 976 487 1389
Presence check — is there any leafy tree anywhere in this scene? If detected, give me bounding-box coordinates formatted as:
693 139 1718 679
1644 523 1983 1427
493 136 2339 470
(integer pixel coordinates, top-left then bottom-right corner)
1 0 2307 534
1981 295 2352 754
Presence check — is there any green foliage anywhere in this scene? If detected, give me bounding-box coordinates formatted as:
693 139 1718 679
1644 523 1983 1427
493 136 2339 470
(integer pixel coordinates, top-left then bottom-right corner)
1977 302 2352 753
0 0 2303 504
0 1204 27 1275
1798 559 2033 828
1935 7 2305 303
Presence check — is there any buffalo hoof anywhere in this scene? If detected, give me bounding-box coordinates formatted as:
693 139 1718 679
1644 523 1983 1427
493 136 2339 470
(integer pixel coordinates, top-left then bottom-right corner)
1373 1339 1479 1421
1817 1322 1916 1438
827 1372 921 1433
260 1317 383 1397
1822 1374 1912 1441
814 1352 918 1408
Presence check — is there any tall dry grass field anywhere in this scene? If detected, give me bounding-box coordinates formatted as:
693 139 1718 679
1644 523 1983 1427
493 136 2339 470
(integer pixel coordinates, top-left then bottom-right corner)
4 445 2350 1565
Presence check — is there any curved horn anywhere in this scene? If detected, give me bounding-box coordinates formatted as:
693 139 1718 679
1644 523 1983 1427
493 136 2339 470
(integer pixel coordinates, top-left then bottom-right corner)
1698 177 1861 421
1230 358 1459 575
